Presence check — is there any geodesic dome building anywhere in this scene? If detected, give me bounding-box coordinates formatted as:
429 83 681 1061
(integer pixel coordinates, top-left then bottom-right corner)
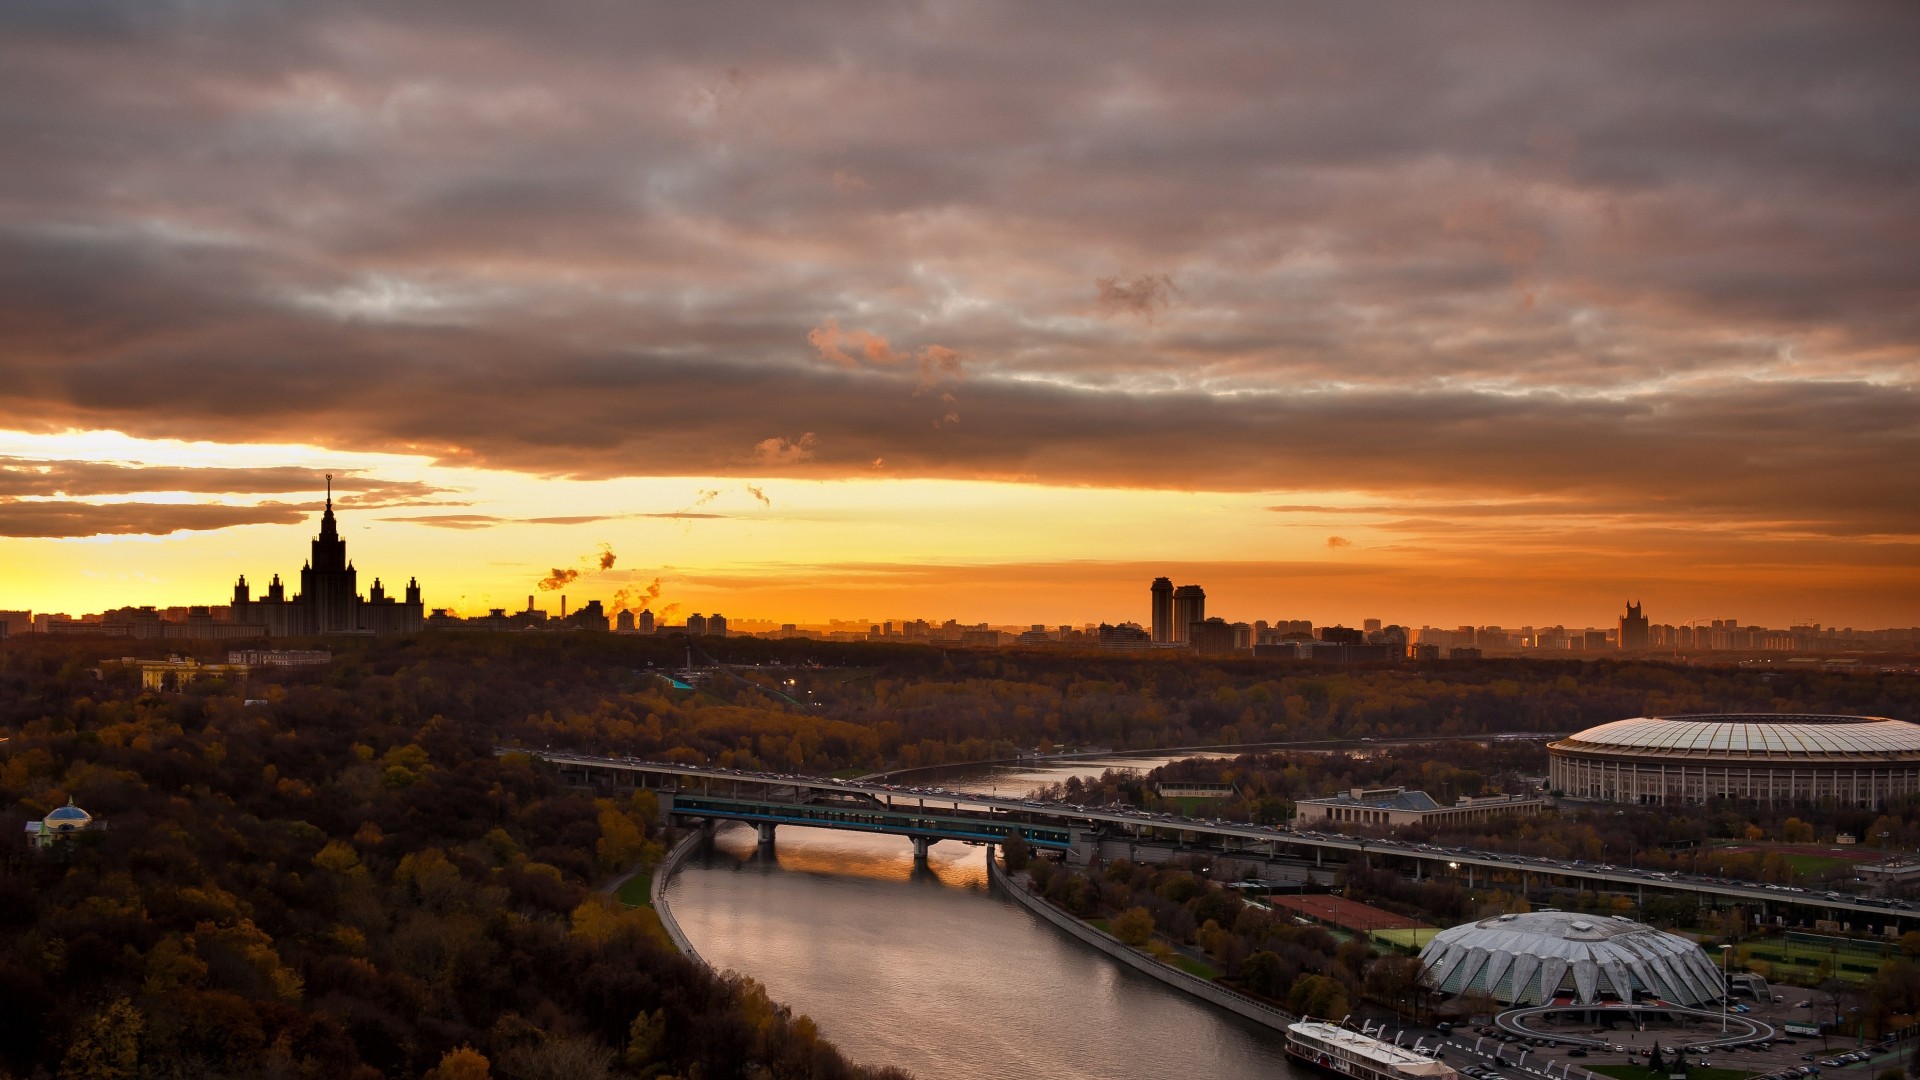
1419 911 1724 1007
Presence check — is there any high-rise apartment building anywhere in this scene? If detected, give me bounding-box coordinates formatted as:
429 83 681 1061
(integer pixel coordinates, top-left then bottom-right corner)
1150 577 1174 644
1172 584 1206 645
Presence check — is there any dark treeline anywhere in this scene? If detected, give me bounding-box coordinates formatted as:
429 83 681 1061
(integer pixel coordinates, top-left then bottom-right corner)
1032 741 1548 825
1019 855 1424 1023
0 637 914 1080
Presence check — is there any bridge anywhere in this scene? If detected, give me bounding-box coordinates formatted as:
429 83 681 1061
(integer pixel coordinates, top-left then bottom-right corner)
510 748 1920 929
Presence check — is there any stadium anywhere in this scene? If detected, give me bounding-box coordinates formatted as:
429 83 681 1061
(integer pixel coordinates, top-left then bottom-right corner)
1548 713 1920 808
1419 911 1725 1007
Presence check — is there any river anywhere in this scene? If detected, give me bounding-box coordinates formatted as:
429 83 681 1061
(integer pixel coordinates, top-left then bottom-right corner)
662 754 1308 1080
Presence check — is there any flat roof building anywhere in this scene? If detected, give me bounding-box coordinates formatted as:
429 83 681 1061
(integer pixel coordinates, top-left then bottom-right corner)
1295 786 1545 829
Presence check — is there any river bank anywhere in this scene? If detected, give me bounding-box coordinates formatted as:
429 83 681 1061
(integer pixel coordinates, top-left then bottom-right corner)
986 849 1298 1034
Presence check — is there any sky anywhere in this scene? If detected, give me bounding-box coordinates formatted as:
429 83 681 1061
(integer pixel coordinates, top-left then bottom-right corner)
0 3 1916 630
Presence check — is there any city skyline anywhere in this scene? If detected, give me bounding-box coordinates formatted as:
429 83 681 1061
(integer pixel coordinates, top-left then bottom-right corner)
4 487 1913 640
0 6 1915 632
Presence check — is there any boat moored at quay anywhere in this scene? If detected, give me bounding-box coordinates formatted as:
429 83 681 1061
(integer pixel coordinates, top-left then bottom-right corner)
1285 1020 1457 1080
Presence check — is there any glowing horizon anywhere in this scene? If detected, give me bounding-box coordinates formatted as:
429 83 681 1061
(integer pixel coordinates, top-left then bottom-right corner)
1 429 1912 631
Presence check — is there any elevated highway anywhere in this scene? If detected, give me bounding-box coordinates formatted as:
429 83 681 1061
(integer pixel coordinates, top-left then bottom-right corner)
510 748 1920 929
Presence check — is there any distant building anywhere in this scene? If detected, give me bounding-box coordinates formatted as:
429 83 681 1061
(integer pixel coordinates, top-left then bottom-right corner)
1171 585 1205 645
1618 601 1650 651
1150 577 1175 644
226 649 330 668
1549 713 1920 808
1295 786 1545 829
687 614 708 636
708 614 727 638
25 799 104 850
1189 617 1239 654
562 599 608 631
1157 782 1235 799
638 609 655 634
615 609 636 632
137 656 249 691
1098 622 1152 649
231 477 423 637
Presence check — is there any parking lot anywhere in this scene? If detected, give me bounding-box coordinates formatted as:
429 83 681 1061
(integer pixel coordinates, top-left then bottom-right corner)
1368 995 1907 1080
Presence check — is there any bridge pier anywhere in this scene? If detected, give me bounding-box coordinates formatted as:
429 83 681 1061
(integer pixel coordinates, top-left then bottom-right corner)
757 822 776 848
912 836 936 862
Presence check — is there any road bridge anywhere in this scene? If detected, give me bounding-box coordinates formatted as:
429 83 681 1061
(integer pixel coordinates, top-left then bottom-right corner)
509 749 1920 928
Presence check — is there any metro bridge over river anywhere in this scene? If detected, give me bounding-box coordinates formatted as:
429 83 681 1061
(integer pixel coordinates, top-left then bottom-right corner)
510 748 1920 930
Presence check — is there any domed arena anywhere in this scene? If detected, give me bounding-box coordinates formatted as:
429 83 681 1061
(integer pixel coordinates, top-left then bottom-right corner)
1419 911 1724 1007
1549 713 1920 808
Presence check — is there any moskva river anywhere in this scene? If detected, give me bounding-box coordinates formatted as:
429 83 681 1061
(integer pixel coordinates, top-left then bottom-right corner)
662 755 1305 1080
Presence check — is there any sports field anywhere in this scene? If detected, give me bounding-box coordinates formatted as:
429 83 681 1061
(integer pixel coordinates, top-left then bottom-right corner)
1373 927 1444 949
1705 842 1883 879
1269 893 1429 933
1743 932 1892 983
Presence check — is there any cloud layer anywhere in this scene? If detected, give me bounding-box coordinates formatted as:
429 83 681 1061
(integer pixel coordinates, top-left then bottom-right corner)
0 3 1914 550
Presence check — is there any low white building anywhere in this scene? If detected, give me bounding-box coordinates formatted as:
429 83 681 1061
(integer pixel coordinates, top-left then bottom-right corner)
1295 786 1545 829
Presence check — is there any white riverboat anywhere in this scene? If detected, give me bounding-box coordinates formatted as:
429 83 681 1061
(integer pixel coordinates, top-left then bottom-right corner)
1285 1020 1457 1080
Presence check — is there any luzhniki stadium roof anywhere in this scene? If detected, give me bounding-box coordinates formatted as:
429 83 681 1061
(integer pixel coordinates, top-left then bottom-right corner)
1420 911 1723 1007
1552 714 1920 759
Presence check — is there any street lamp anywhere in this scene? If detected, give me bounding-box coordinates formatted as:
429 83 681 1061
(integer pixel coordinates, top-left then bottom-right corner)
1720 944 1733 1032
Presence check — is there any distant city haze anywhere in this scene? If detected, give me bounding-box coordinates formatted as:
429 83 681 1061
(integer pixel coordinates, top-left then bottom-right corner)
0 6 1914 628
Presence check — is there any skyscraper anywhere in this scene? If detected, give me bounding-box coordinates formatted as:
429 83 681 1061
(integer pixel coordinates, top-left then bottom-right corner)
1150 577 1175 644
1619 601 1650 651
1172 584 1206 645
231 475 423 636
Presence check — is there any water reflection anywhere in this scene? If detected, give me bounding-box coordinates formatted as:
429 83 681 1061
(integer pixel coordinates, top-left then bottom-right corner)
665 755 1303 1080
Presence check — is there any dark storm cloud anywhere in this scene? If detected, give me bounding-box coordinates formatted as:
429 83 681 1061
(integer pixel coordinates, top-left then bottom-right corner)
0 2 1915 538
0 500 309 538
0 458 445 503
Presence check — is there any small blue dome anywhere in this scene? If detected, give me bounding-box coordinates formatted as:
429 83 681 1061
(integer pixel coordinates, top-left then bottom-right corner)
43 801 91 831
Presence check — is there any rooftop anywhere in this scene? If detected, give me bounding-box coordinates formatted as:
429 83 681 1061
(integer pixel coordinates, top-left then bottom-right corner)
1299 786 1442 812
1554 713 1920 758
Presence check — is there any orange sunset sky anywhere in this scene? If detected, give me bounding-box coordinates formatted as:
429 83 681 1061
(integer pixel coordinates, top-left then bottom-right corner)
0 5 1915 629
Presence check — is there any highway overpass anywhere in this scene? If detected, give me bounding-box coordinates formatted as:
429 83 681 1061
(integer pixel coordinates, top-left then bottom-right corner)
509 748 1920 929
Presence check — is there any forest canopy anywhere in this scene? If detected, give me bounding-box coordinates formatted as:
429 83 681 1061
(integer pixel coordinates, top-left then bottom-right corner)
1 633 1913 1077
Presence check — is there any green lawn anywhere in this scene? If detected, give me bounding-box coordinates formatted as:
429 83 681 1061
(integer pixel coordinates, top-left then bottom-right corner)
1085 916 1218 979
1374 927 1442 950
1170 954 1220 980
1593 1063 1755 1080
615 868 654 908
1741 934 1887 984
1777 854 1860 877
